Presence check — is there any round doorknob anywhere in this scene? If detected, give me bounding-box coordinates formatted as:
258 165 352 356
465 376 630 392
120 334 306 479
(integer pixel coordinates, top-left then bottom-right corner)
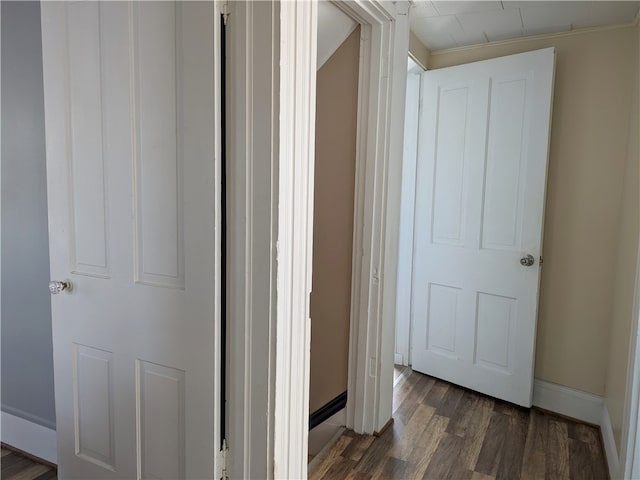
520 254 535 267
49 280 72 295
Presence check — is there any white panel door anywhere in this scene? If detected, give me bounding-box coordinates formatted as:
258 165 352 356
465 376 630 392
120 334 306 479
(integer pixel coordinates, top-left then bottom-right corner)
411 48 555 407
41 2 221 478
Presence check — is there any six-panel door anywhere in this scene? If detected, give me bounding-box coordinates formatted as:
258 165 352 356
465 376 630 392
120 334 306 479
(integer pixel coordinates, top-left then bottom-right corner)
41 2 220 478
411 48 555 407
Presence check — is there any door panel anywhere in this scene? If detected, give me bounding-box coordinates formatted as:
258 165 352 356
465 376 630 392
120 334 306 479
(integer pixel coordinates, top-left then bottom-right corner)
41 2 220 478
481 76 530 251
73 344 115 471
431 86 470 247
411 48 555 407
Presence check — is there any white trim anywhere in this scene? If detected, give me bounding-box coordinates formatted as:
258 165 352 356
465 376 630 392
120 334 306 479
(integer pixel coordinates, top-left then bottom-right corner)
602 402 621 479
1 411 58 465
308 408 346 457
395 63 423 369
342 0 394 435
532 379 604 425
429 21 638 58
338 0 411 435
226 2 280 478
274 1 317 478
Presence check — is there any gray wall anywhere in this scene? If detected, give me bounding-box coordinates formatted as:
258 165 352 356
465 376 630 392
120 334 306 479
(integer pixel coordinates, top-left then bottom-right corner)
1 1 56 429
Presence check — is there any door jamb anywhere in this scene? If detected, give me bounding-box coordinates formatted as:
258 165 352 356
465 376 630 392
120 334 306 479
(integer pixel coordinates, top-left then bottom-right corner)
394 59 425 368
329 1 410 435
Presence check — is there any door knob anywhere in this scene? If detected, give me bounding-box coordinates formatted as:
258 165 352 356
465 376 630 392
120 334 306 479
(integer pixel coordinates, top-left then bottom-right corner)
49 280 72 295
520 254 535 267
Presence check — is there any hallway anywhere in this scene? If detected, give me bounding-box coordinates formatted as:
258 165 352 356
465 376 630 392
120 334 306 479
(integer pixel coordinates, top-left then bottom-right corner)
309 369 609 479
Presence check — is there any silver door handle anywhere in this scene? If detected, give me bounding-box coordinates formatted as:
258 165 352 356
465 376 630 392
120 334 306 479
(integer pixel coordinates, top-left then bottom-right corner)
49 280 72 295
520 254 535 267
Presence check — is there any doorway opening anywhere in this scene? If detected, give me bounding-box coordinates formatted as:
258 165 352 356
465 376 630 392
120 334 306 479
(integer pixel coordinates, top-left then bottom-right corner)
308 8 360 460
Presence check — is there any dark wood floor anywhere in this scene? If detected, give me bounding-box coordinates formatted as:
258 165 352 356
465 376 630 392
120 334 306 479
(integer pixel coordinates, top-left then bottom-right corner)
1 447 56 480
310 370 609 480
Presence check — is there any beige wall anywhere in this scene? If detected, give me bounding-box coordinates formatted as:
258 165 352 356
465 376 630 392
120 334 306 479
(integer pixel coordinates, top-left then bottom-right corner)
605 25 640 453
409 31 429 70
309 27 360 414
430 26 638 396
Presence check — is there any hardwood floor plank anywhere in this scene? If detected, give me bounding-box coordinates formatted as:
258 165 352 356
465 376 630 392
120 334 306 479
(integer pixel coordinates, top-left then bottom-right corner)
494 399 517 416
309 435 353 480
339 434 376 463
567 422 594 443
586 433 609 480
546 419 570 480
496 407 529 480
393 370 428 413
0 449 56 480
320 456 357 480
2 458 37 479
460 396 494 471
405 414 450 479
568 438 597 480
566 421 608 479
395 375 435 425
2 453 24 469
447 390 481 437
354 426 395 475
372 456 408 480
521 409 548 480
8 463 51 480
344 471 372 480
474 411 509 476
308 371 609 480
421 432 464 479
435 383 465 418
471 472 495 480
390 403 436 460
33 470 58 480
422 379 450 409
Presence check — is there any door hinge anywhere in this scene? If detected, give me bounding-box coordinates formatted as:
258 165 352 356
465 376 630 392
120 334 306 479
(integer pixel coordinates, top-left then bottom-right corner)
221 1 230 25
216 439 229 480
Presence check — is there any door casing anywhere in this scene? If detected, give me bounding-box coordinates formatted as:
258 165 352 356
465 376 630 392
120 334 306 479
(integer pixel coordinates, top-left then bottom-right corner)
226 0 410 476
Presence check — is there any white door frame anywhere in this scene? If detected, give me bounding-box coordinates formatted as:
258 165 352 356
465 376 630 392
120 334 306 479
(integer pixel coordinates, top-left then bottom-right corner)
226 2 280 478
227 0 409 476
333 0 410 436
395 58 425 368
619 235 640 479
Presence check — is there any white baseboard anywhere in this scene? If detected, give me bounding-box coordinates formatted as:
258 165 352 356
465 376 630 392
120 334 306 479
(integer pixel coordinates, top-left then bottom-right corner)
308 408 346 456
1 411 57 464
394 353 404 365
533 379 604 425
601 403 620 479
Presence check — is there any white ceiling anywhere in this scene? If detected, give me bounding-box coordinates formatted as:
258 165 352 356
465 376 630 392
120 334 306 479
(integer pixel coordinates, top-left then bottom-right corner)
410 1 640 51
317 2 357 69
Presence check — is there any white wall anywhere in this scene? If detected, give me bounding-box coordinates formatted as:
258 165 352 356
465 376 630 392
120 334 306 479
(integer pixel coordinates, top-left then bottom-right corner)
1 1 56 430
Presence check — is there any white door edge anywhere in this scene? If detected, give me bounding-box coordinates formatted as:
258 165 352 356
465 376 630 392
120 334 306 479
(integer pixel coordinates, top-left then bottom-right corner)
620 235 640 479
395 63 424 369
